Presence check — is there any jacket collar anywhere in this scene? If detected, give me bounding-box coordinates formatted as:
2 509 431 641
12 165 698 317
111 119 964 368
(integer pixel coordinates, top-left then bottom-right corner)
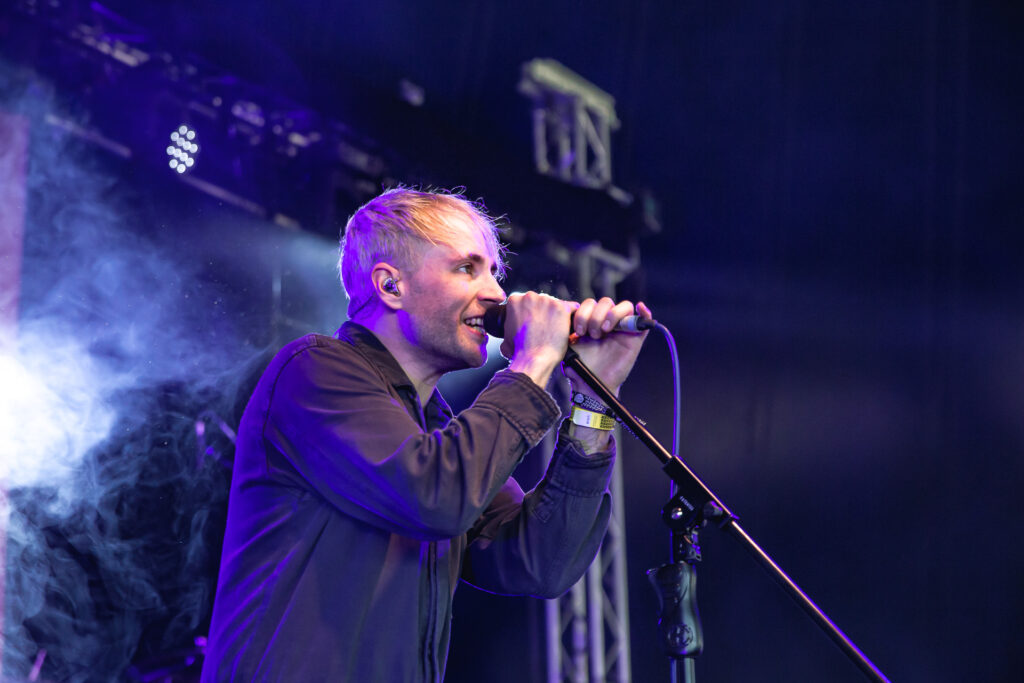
335 321 454 422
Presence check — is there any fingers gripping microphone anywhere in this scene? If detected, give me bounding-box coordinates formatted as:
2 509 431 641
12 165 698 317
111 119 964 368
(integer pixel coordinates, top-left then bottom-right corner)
482 303 655 338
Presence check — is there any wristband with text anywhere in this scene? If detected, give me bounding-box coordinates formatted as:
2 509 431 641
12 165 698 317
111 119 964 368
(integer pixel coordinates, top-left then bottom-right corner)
571 391 612 415
569 406 616 431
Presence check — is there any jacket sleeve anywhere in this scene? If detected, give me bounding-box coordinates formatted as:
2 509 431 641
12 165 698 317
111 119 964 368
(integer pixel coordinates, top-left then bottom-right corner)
259 340 561 540
460 424 615 598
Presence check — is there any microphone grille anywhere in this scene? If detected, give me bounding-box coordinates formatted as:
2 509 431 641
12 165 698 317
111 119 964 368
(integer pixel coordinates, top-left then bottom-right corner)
482 304 506 337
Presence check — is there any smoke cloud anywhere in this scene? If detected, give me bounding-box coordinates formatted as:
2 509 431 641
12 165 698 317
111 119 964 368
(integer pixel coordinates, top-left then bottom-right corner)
1 60 269 680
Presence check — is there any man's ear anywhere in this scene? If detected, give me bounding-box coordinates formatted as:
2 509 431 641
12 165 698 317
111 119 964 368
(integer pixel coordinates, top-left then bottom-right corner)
371 263 403 310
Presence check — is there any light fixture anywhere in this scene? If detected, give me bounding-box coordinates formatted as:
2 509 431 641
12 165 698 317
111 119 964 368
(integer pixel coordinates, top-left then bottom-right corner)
166 125 200 174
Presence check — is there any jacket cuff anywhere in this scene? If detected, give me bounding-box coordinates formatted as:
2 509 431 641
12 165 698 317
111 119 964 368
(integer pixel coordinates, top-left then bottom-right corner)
545 426 616 496
473 370 561 448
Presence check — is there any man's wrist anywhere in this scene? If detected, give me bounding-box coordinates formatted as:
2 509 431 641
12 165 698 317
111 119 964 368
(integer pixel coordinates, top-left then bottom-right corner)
569 391 614 415
565 419 614 454
509 349 563 389
569 405 615 430
568 383 621 402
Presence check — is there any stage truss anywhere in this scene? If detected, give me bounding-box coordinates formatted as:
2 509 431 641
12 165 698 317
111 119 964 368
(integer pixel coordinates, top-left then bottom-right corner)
541 242 640 683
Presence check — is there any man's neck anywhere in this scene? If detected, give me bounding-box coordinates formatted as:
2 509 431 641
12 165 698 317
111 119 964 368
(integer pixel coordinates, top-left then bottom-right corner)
354 314 441 406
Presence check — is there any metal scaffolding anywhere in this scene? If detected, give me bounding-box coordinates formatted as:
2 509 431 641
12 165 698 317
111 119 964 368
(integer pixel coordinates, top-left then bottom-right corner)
518 60 639 678
518 59 620 190
542 241 640 683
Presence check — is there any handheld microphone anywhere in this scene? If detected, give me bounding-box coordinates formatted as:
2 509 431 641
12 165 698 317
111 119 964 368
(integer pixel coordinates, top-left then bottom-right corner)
482 302 655 338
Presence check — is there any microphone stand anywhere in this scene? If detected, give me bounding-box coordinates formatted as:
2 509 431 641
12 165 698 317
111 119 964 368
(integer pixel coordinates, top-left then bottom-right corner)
562 347 891 682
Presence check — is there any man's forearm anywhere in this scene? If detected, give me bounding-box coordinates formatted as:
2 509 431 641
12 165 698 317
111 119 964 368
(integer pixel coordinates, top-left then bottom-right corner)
508 349 562 395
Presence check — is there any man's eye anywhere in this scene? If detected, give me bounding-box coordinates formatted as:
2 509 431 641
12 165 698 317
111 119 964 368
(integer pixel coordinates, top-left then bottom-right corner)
457 263 474 274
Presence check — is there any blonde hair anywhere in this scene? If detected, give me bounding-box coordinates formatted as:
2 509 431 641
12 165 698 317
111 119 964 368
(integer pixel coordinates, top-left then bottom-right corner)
339 188 507 318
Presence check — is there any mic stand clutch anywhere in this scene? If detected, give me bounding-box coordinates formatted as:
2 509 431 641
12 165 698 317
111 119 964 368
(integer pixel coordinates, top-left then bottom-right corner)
647 496 718 682
561 348 891 682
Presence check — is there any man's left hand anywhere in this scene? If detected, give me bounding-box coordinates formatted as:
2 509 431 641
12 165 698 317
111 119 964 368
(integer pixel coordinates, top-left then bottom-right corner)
564 297 653 396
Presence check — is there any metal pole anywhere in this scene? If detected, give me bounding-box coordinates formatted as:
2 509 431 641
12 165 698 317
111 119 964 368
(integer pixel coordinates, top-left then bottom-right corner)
564 350 891 683
586 545 605 682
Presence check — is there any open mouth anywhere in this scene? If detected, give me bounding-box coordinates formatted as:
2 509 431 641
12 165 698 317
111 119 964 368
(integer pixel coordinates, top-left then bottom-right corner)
463 316 486 337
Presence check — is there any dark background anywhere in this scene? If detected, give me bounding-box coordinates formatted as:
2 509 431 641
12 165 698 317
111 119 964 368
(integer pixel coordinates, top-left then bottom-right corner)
2 1 1022 681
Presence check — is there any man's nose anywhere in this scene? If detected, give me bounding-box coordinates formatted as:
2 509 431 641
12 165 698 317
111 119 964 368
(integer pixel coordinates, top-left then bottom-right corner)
480 274 506 303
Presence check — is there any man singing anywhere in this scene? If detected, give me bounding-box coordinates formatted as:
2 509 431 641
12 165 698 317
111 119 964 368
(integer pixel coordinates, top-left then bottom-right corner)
202 188 652 681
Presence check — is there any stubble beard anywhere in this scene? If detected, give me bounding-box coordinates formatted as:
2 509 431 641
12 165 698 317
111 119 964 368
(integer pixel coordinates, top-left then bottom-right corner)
414 311 486 374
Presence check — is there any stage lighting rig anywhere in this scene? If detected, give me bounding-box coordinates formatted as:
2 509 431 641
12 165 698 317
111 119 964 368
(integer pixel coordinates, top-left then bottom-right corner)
518 58 620 190
12 0 152 69
2 0 390 233
269 109 323 158
166 125 199 174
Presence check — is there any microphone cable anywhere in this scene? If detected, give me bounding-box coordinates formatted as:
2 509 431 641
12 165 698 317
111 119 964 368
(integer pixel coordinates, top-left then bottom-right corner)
653 321 687 683
653 322 682 468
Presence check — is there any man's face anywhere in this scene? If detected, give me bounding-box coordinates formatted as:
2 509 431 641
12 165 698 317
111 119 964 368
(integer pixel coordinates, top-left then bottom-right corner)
398 213 505 374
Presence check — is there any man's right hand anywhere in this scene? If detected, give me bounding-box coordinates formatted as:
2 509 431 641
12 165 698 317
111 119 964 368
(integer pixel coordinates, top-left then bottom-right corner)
501 292 576 389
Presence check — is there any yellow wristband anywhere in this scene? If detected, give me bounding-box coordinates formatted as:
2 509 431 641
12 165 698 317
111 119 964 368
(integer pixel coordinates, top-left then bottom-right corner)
570 406 615 431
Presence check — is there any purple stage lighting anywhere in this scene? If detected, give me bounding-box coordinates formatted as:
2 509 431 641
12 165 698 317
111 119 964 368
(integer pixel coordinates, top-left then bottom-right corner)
167 125 200 174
